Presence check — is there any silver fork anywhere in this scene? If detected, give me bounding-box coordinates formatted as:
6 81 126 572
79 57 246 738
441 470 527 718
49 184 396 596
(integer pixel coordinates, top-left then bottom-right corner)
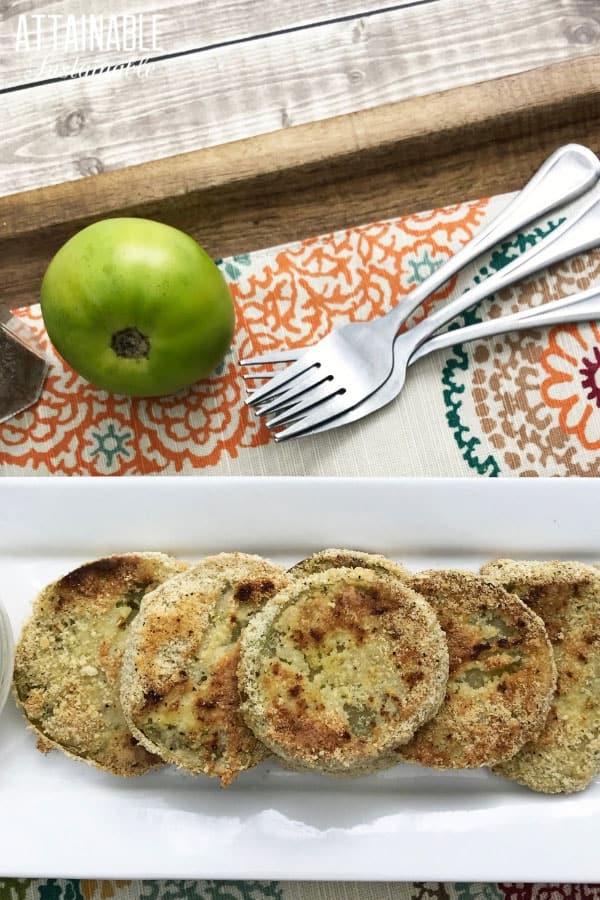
245 183 600 439
245 284 600 438
242 144 600 427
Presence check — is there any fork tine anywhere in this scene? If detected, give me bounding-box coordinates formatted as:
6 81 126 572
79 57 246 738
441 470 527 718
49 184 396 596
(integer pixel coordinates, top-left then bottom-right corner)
252 368 333 417
244 356 320 406
245 374 297 404
271 393 352 440
239 349 300 366
266 381 344 429
259 400 304 421
242 371 277 383
250 383 301 413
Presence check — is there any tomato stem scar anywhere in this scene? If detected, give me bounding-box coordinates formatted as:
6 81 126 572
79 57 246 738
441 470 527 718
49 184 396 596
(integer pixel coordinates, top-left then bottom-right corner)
111 327 151 359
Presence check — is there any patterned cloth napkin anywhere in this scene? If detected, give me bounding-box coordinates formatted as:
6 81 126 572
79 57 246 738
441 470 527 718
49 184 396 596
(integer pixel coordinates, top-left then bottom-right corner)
2 880 599 900
1 194 599 477
1 196 599 896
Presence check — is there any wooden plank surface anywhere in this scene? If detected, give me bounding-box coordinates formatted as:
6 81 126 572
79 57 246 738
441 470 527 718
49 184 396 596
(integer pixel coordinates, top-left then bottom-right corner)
2 0 401 89
2 56 600 321
2 0 599 197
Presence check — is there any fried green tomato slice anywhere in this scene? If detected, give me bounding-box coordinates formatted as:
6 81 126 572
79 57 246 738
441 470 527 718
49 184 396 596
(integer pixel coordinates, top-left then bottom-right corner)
238 567 449 774
395 570 556 769
288 548 410 582
481 559 600 793
13 552 189 776
120 552 290 786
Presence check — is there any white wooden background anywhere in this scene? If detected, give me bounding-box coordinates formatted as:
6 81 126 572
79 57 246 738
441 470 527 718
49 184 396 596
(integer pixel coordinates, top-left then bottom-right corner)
1 0 599 198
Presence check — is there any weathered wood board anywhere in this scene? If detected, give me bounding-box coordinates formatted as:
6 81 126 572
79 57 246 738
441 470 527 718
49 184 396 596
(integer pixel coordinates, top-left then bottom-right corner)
2 0 599 197
4 0 394 87
1 56 600 320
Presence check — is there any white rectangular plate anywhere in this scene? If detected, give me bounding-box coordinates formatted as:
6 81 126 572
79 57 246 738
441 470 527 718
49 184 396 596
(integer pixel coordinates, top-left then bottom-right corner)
0 476 598 882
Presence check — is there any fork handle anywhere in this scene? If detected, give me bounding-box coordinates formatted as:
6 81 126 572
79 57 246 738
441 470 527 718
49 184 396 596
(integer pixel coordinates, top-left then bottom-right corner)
410 286 600 363
404 190 600 352
384 144 600 332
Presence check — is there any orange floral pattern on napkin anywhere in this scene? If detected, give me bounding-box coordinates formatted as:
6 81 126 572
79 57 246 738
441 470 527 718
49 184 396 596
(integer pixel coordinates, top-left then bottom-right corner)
0 199 488 475
2 195 600 476
541 323 600 451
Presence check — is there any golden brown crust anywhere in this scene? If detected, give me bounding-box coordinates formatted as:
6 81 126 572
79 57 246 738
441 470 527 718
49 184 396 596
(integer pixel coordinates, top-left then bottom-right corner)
238 567 449 774
481 559 600 793
120 552 289 787
288 548 410 583
396 570 556 769
13 552 188 776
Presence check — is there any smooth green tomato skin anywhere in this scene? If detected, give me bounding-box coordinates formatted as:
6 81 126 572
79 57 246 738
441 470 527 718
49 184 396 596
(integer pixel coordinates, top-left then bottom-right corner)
40 218 235 397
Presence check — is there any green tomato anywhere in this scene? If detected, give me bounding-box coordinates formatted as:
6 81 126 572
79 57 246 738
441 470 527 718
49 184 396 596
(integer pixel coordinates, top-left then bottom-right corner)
40 217 235 397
